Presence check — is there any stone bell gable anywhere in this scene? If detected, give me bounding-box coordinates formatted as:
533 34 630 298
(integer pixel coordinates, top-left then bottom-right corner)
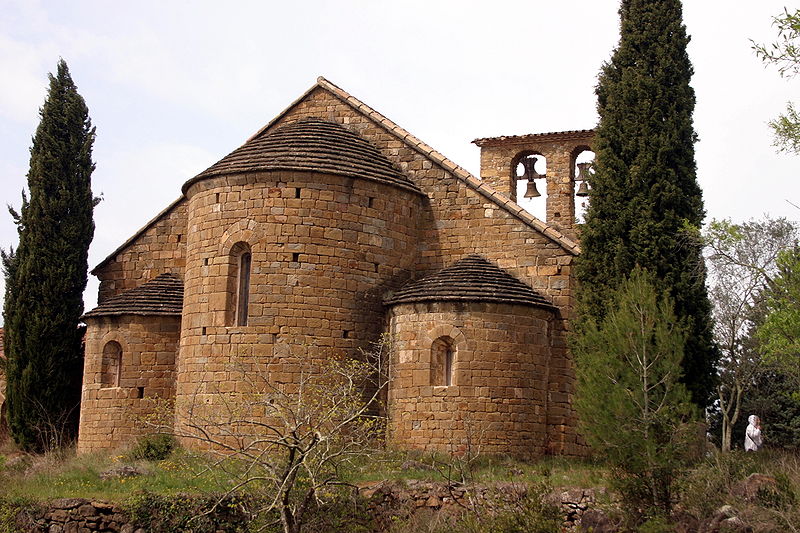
78 77 590 458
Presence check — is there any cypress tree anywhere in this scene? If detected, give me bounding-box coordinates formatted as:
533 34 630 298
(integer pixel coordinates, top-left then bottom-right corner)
2 59 96 451
576 0 716 407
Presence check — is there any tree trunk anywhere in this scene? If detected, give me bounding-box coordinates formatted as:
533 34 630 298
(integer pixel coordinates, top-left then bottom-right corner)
721 416 732 452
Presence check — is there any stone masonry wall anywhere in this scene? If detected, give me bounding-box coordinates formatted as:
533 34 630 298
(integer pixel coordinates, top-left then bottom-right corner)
94 199 188 303
84 84 586 458
78 315 179 453
388 301 559 459
270 88 578 314
175 170 420 442
221 87 583 455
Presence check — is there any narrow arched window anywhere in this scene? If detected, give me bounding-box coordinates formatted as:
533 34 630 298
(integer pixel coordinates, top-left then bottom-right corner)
444 344 453 386
226 242 253 326
236 251 251 326
100 341 122 388
431 336 455 387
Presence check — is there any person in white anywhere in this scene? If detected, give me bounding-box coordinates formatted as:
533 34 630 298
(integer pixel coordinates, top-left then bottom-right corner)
744 414 763 451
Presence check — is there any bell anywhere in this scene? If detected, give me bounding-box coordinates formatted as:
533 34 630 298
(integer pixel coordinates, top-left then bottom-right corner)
576 162 592 180
524 178 541 198
521 156 542 180
576 180 590 197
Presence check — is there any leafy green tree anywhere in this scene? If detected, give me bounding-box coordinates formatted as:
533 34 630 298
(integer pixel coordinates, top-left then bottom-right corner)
737 370 800 450
753 8 800 154
704 217 798 451
756 246 800 395
2 59 96 452
577 0 716 407
574 268 698 520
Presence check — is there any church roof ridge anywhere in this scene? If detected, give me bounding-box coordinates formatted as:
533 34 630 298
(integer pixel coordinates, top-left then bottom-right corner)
93 76 581 276
313 77 581 255
91 197 185 275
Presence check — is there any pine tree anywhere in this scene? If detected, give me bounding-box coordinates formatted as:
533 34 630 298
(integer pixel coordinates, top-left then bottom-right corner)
2 59 96 452
576 0 716 407
574 268 697 520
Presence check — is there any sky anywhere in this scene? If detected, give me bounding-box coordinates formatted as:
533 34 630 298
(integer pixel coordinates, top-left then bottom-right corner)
1 0 799 314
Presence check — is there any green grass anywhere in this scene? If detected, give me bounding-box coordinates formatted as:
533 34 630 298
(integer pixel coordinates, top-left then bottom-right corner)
4 441 800 532
0 448 236 501
0 444 608 503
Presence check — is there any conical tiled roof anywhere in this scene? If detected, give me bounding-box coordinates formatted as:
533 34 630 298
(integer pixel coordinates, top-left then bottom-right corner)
385 254 555 309
83 273 183 318
183 118 420 194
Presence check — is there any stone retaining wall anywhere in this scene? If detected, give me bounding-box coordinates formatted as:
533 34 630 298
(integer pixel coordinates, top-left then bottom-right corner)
361 480 600 531
17 483 600 532
23 498 138 533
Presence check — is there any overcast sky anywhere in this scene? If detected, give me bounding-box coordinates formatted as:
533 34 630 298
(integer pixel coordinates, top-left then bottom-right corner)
1 0 799 314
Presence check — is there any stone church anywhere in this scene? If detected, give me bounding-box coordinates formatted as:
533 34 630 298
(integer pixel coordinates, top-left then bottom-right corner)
77 77 594 458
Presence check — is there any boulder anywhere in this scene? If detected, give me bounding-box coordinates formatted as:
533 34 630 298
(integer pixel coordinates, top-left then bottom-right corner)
578 509 620 532
99 465 144 480
731 473 779 502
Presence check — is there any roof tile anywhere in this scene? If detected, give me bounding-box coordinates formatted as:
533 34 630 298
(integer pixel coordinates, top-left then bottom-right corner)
385 254 555 309
83 273 183 318
183 118 421 195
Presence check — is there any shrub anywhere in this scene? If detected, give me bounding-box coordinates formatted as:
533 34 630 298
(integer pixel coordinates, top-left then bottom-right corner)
0 497 38 533
128 433 177 461
126 490 252 533
389 482 561 533
300 491 375 533
680 449 799 526
680 451 757 518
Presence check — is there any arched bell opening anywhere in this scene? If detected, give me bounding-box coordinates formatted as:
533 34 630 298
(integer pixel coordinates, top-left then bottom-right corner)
512 150 547 221
571 147 594 224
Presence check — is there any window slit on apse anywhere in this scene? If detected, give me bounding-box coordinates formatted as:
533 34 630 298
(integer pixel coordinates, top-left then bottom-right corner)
236 251 251 326
431 336 455 387
444 345 453 386
101 341 122 388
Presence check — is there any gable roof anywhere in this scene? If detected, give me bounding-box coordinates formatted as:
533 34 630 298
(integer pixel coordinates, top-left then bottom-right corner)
255 77 581 255
183 118 421 195
83 273 183 318
93 77 580 276
91 197 184 275
384 254 555 310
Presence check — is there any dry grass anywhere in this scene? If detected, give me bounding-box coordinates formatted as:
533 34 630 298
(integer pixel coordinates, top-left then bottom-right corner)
680 448 800 531
344 448 607 489
3 435 800 532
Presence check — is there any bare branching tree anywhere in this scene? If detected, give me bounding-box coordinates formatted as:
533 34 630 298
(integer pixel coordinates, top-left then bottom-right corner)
160 336 392 533
704 217 798 451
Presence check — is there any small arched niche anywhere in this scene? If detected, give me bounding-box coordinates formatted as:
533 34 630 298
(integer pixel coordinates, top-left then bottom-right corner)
571 147 595 224
100 341 122 388
226 241 252 326
512 151 547 221
430 336 455 387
